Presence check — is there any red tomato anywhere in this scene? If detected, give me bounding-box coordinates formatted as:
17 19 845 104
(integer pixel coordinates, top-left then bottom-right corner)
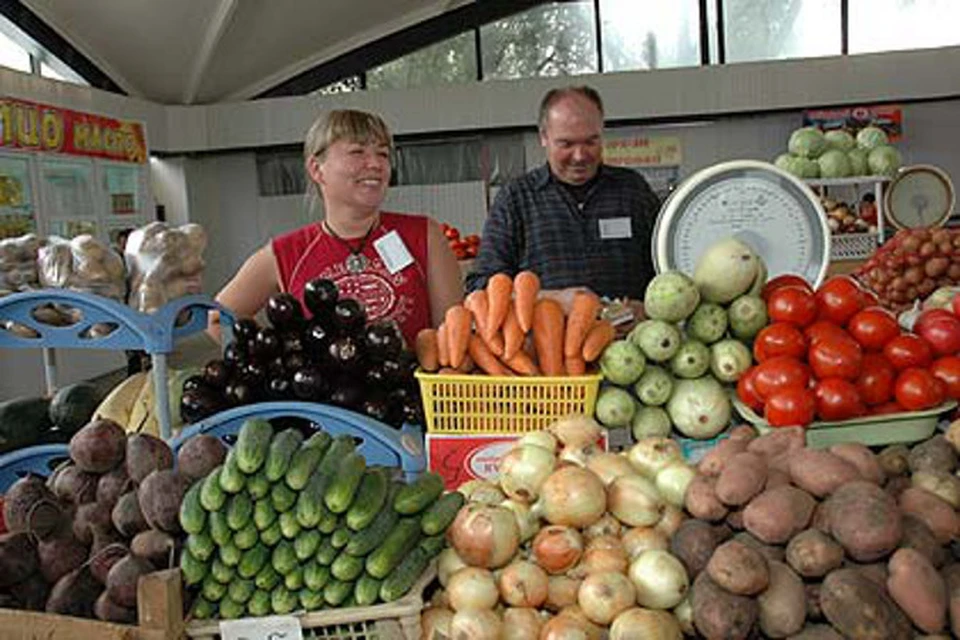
914 308 956 334
859 288 879 308
444 227 460 240
753 323 808 362
767 286 818 328
752 356 812 400
736 368 764 412
915 312 960 357
814 378 867 421
854 353 897 406
883 334 934 370
894 368 946 411
815 276 865 326
846 307 901 352
764 387 816 427
804 321 850 347
953 293 960 318
762 274 813 301
930 356 960 400
870 401 906 416
808 335 863 381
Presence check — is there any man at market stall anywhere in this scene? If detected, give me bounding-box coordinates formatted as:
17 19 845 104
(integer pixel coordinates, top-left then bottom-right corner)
466 86 661 322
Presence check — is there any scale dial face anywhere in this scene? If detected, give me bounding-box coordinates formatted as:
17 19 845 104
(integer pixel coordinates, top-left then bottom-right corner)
654 161 830 288
885 165 955 230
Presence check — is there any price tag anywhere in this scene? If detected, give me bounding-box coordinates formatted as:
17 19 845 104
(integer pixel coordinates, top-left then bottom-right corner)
219 615 303 640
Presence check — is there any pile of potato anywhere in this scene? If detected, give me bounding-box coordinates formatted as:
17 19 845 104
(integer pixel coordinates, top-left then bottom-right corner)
679 425 960 638
0 419 226 622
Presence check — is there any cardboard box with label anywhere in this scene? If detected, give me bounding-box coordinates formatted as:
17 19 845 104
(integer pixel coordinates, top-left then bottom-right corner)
427 432 609 490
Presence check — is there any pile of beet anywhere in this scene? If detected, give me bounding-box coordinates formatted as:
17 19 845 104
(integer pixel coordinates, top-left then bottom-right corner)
0 419 225 622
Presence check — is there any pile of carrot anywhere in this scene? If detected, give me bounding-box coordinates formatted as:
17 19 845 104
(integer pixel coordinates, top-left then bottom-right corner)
415 271 616 377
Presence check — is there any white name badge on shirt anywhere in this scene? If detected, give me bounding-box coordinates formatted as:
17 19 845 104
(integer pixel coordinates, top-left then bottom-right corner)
374 230 415 274
598 217 633 240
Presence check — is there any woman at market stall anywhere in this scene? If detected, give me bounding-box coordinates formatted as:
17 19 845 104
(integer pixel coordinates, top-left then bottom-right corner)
209 109 464 345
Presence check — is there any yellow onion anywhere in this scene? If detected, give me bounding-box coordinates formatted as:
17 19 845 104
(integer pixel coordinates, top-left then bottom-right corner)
621 526 669 560
569 535 628 577
628 438 683 479
545 575 583 612
533 525 584 575
629 549 689 610
534 466 606 528
500 498 540 543
500 444 556 503
654 504 686 539
421 607 454 639
655 462 697 508
586 452 635 486
450 609 502 640
608 475 664 527
550 414 603 448
447 503 519 569
448 567 499 611
438 547 468 587
610 607 682 640
584 513 622 540
498 560 549 608
502 607 544 639
578 571 636 625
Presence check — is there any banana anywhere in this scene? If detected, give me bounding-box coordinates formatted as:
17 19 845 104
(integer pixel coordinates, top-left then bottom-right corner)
94 372 148 427
127 370 157 435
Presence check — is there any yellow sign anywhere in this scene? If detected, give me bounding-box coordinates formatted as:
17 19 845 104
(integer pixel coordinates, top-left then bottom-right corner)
603 136 682 168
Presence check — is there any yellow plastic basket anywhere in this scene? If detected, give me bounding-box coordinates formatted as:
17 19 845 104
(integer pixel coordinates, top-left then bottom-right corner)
415 370 603 434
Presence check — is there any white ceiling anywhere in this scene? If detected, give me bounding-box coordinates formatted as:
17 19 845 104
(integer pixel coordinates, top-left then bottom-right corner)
21 0 471 105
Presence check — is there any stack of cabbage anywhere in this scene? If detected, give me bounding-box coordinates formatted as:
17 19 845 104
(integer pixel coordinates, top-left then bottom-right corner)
594 239 769 442
774 126 902 179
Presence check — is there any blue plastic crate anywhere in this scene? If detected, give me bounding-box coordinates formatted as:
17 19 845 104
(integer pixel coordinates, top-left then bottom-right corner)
0 443 70 492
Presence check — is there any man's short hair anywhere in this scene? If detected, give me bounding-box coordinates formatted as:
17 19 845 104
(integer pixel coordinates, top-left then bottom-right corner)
538 86 604 132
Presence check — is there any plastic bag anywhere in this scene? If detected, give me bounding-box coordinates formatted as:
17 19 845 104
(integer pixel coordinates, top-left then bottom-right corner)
38 234 126 301
0 233 43 296
125 222 207 314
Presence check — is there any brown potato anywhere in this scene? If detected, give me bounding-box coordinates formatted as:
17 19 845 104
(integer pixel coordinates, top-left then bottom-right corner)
725 507 745 531
823 481 902 562
909 436 957 474
764 468 792 490
698 437 749 477
820 568 912 640
758 561 806 638
941 563 960 638
829 442 884 485
743 485 816 545
691 571 758 640
901 514 949 569
878 443 910 476
887 547 947 634
746 426 805 460
786 529 844 579
734 532 785 563
716 452 768 506
706 539 769 596
788 449 861 498
912 470 960 509
788 624 844 640
684 475 729 522
884 475 912 501
900 487 960 545
670 519 720 579
805 583 823 621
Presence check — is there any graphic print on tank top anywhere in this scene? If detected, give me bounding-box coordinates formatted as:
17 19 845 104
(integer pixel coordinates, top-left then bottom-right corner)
313 254 416 328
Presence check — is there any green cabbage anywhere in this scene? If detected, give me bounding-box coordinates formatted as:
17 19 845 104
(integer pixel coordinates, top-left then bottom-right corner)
824 130 856 152
818 149 852 178
797 157 820 179
774 153 803 177
847 148 868 176
868 144 902 177
856 126 889 151
788 127 827 159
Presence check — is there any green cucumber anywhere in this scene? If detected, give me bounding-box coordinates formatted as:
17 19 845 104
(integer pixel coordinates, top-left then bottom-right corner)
219 596 245 619
284 565 305 591
324 451 366 514
318 510 339 534
345 467 388 530
316 537 338 566
226 492 253 531
210 556 235 584
419 534 446 558
219 449 246 494
201 575 227 602
233 521 259 550
365 517 421 579
247 590 271 616
261 521 282 547
265 428 304 481
271 481 297 513
295 529 323 561
279 510 301 539
219 541 242 567
393 472 444 515
285 432 332 490
270 585 298 614
420 491 464 536
185 532 215 562
246 469 270 500
323 579 354 607
190 596 216 620
209 510 231 546
200 465 226 511
346 503 398 557
254 564 281 591
298 588 325 611
227 577 256 604
331 551 364 582
295 468 334 528
330 525 350 549
254 498 278 531
179 547 208 586
235 418 274 474
238 543 269 580
354 574 383 606
304 562 331 591
271 540 298 575
380 546 431 602
179 481 206 534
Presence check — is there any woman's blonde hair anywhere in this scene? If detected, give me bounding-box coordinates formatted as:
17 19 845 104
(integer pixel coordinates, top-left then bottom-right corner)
303 110 393 213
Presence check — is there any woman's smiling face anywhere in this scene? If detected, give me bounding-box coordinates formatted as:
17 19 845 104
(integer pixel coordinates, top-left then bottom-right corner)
314 139 391 212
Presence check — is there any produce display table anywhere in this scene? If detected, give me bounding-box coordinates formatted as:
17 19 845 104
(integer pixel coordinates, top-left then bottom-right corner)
0 290 232 440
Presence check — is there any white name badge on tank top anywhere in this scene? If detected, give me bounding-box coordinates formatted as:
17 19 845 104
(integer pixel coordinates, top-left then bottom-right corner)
598 217 633 240
374 230 415 274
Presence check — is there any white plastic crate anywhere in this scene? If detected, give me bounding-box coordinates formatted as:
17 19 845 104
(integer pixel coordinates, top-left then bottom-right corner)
830 232 879 261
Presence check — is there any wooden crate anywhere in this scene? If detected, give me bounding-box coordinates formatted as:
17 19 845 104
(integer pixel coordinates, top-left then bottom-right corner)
0 569 184 640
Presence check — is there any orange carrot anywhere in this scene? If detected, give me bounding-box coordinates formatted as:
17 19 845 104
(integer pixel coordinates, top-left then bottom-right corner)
483 330 505 357
581 320 616 362
464 290 489 338
513 271 541 333
502 304 525 360
564 355 587 376
414 328 440 372
564 291 602 358
437 322 450 367
438 367 461 375
445 305 472 369
468 335 511 376
484 273 513 340
505 349 540 376
533 298 566 376
457 354 476 373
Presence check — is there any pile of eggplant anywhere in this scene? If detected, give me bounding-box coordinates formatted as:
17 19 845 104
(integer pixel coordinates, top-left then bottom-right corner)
180 278 424 429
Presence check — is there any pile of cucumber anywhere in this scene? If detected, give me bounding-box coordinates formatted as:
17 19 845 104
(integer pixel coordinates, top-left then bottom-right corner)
178 419 462 620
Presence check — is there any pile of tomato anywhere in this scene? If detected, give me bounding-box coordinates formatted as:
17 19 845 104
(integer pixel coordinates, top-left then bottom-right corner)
440 223 481 261
737 274 960 428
